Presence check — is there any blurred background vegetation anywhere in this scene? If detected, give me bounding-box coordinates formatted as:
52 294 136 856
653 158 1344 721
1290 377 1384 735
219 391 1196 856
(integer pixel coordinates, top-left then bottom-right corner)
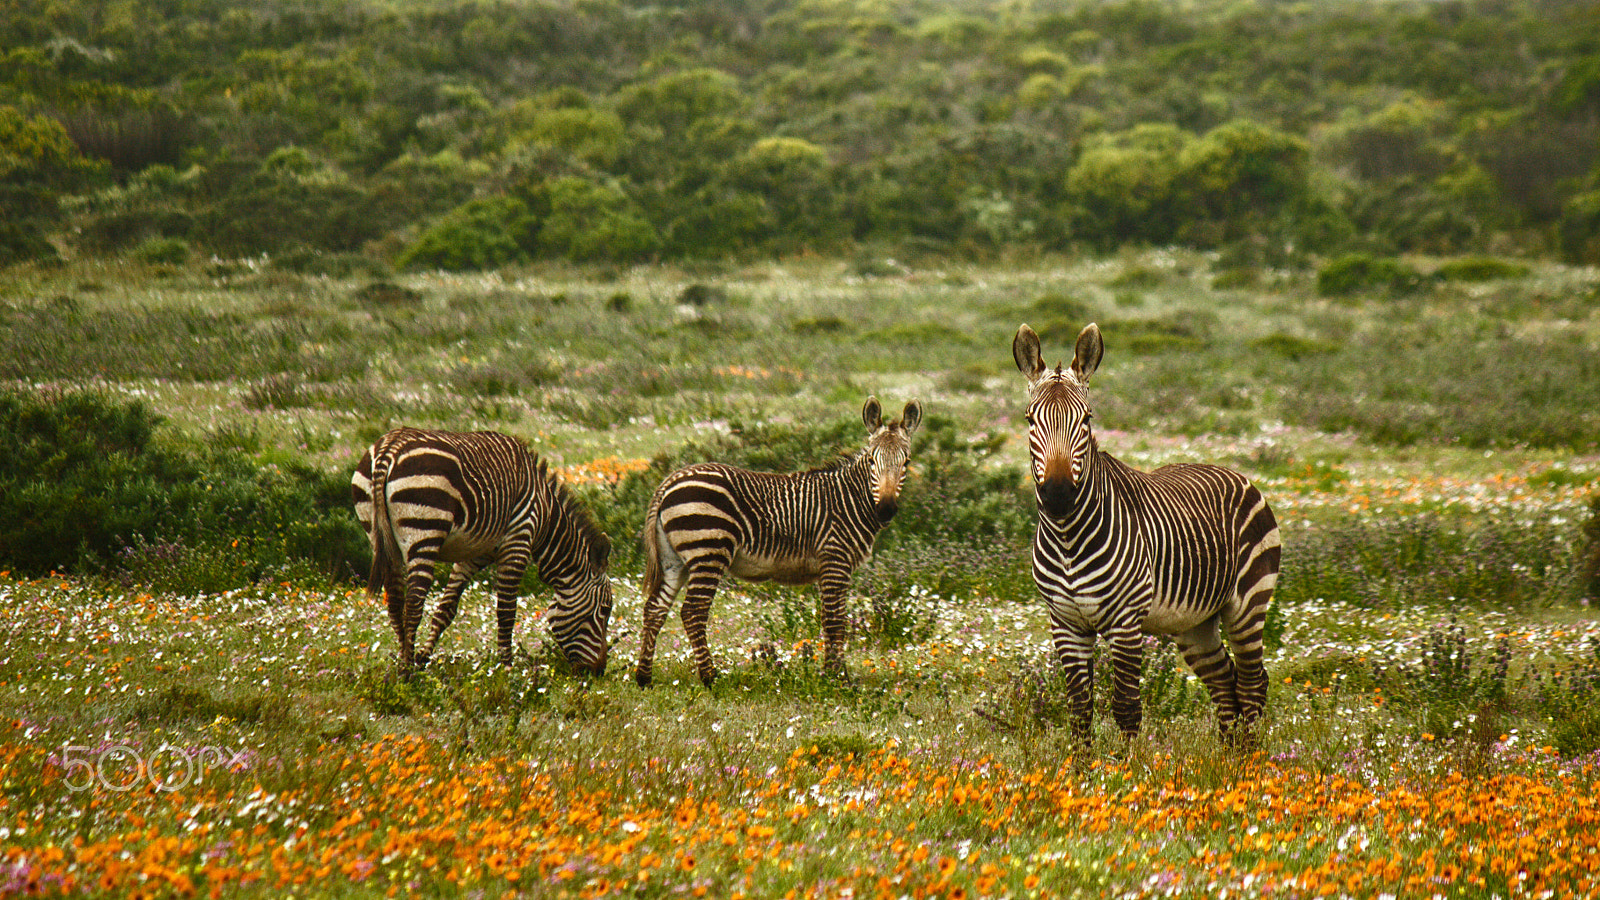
3 0 1599 269
2 0 1598 610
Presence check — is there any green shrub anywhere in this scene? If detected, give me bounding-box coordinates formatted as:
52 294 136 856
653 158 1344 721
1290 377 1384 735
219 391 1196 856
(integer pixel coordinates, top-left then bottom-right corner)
0 221 59 267
1371 619 1514 739
1584 494 1600 602
1251 333 1340 361
1435 256 1530 282
1316 253 1427 297
0 388 364 585
1538 637 1600 758
132 236 190 265
1279 510 1582 610
1558 191 1600 265
525 176 659 263
398 195 535 271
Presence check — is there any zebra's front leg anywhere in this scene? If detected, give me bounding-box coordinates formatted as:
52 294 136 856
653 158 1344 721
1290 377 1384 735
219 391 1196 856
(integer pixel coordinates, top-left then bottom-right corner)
1106 628 1146 739
490 546 532 667
1051 620 1097 748
415 558 486 668
817 560 854 682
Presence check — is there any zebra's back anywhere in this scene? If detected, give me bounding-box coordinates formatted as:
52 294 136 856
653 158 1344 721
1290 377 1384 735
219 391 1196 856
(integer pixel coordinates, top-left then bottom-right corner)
650 462 840 581
364 428 539 562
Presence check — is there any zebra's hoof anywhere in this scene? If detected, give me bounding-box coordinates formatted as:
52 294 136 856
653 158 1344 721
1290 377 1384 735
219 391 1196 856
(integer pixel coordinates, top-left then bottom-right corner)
634 669 653 689
412 652 432 670
699 670 719 689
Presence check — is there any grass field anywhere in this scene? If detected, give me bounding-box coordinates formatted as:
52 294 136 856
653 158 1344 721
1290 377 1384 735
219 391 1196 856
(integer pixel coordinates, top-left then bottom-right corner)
2 251 1599 897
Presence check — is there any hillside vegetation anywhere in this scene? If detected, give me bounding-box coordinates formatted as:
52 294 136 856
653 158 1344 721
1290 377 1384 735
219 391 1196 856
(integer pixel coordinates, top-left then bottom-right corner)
4 0 1600 268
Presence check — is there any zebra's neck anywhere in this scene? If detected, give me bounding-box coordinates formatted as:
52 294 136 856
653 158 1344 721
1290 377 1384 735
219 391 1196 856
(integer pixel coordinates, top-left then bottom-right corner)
841 451 884 526
528 490 598 589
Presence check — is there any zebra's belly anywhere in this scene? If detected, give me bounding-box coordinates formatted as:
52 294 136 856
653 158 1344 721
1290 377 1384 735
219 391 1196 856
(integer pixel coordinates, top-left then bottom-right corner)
729 550 823 585
435 530 501 564
1141 592 1224 636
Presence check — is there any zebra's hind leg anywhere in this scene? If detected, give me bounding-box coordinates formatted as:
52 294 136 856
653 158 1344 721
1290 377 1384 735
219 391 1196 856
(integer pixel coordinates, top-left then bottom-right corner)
383 572 410 672
1176 615 1243 740
415 558 486 669
1225 588 1273 745
396 558 438 675
679 560 728 688
634 560 687 688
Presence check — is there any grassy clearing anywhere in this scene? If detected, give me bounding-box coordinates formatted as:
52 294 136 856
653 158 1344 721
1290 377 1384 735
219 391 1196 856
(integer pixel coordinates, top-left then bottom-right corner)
1 251 1599 896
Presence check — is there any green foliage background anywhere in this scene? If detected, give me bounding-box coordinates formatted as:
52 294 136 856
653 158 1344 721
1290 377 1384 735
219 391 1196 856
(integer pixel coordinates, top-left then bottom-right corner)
2 0 1598 266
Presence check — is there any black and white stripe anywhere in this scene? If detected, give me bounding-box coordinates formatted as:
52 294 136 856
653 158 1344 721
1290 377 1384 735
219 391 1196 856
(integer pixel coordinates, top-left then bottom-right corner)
1014 324 1280 745
351 427 614 675
634 397 922 688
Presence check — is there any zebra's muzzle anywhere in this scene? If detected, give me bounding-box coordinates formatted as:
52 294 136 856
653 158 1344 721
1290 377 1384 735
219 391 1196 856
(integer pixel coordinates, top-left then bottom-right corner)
875 496 900 523
571 650 608 678
1037 477 1078 519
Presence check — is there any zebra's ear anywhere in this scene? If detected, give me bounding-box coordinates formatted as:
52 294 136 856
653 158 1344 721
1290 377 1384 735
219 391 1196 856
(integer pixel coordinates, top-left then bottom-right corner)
900 400 923 436
1013 324 1045 380
1072 323 1103 381
863 396 884 431
591 532 612 567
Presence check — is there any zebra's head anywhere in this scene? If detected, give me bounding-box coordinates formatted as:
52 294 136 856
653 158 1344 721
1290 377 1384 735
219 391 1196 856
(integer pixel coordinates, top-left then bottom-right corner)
861 396 923 523
1014 322 1102 520
547 528 615 677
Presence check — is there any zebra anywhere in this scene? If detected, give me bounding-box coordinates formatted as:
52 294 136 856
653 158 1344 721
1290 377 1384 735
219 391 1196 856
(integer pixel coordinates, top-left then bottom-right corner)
351 427 614 676
634 397 923 688
1012 323 1280 746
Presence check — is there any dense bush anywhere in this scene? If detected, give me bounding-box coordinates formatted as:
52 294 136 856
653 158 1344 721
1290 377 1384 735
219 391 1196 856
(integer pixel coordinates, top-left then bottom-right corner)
397 195 534 271
4 0 1596 264
0 105 107 264
0 389 364 585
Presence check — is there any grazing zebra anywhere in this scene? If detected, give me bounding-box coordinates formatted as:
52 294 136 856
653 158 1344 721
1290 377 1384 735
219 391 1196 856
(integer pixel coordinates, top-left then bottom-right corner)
351 427 614 676
1013 323 1280 745
634 397 923 688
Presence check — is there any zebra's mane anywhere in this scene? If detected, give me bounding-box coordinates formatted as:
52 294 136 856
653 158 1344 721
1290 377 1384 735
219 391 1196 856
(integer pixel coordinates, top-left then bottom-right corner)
534 458 613 567
794 450 860 477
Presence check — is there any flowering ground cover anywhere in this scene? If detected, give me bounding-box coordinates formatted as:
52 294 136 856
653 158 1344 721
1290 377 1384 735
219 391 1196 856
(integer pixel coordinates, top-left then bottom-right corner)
3 445 1599 899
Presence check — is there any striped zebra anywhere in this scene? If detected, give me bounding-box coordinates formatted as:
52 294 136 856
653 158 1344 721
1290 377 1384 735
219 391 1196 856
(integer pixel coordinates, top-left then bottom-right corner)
1013 324 1280 745
351 427 614 676
634 397 923 688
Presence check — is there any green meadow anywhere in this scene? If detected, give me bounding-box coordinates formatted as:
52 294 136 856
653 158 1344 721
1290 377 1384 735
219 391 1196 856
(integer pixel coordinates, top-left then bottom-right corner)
2 250 1599 897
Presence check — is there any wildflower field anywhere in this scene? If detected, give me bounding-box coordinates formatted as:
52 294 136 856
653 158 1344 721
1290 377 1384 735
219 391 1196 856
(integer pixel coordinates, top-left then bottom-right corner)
3 252 1600 897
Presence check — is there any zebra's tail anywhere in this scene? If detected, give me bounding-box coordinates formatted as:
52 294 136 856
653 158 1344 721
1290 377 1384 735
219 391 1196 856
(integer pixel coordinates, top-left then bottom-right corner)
366 451 399 598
